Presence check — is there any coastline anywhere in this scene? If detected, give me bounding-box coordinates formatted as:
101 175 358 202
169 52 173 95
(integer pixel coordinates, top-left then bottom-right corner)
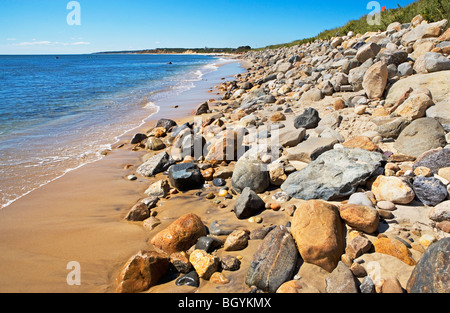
0 57 248 292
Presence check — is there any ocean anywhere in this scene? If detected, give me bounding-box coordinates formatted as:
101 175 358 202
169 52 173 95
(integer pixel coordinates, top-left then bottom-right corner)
0 54 237 209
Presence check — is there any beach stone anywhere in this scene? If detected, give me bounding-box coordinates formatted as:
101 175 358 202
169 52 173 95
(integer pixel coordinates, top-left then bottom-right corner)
175 270 199 287
293 107 321 129
394 118 446 157
349 59 373 91
224 229 250 251
195 236 223 253
125 202 150 222
270 111 286 122
397 62 413 76
362 61 388 99
300 88 323 102
137 151 175 177
130 133 147 144
291 200 345 273
407 238 450 293
268 162 287 186
360 276 376 293
437 221 450 233
246 225 298 293
373 237 416 266
413 149 450 174
325 261 359 293
231 157 270 194
376 200 396 211
194 101 209 115
142 217 161 231
275 127 306 148
356 42 380 63
348 192 374 207
144 179 170 198
385 71 450 106
205 130 238 163
220 255 241 271
393 91 434 120
377 50 408 66
375 117 410 139
276 279 320 293
189 249 219 280
428 201 450 222
212 178 226 187
116 250 169 293
413 176 448 206
401 21 447 46
277 62 293 73
342 136 380 152
233 187 265 219
423 52 450 73
345 235 373 260
170 251 192 273
155 118 177 131
281 148 383 201
426 99 450 124
150 213 207 254
210 272 229 285
146 137 165 151
340 203 380 234
371 176 415 204
380 278 404 293
285 137 338 163
168 163 204 191
208 220 235 236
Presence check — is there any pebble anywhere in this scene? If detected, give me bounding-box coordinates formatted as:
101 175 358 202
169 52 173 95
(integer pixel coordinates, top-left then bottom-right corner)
213 178 226 187
218 189 228 197
248 216 263 223
376 200 397 211
127 174 137 181
206 192 215 199
419 234 436 248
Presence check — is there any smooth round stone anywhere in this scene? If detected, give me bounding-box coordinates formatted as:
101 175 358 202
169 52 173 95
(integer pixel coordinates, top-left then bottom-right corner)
218 189 228 197
376 200 397 211
175 270 199 287
213 178 226 187
348 192 374 207
127 174 137 181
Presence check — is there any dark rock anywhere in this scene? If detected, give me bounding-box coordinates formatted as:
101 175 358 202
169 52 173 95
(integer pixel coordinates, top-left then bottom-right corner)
413 149 450 174
250 225 276 240
195 236 223 253
413 176 448 206
234 187 266 219
194 101 209 115
168 163 204 191
220 255 241 271
130 133 147 144
208 220 235 236
155 118 177 131
281 148 384 200
231 158 270 194
294 107 321 129
394 118 446 157
376 50 408 66
137 151 175 177
212 178 226 187
175 270 200 288
245 225 298 293
407 238 450 293
360 276 376 293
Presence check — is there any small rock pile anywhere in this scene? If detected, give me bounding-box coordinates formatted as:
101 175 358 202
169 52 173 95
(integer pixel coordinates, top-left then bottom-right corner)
117 14 450 293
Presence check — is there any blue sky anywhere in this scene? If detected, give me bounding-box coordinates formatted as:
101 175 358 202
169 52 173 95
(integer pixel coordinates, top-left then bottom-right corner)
0 0 417 54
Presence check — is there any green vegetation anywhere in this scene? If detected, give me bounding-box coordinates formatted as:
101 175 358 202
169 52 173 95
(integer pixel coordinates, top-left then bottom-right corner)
95 47 251 55
259 0 449 50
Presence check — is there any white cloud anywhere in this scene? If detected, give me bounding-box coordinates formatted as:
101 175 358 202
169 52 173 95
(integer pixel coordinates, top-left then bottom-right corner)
13 41 90 46
71 42 90 45
15 41 52 46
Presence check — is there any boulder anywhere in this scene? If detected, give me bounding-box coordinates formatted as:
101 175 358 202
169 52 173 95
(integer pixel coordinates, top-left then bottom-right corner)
356 42 381 63
146 137 165 151
401 20 448 46
394 118 446 157
428 200 450 222
349 59 373 91
116 250 169 293
233 187 266 219
155 118 177 131
291 200 345 272
325 261 359 293
144 179 171 197
413 149 450 174
231 157 270 194
150 213 207 254
373 237 416 266
274 127 306 148
376 50 408 66
423 52 450 73
413 176 448 206
407 238 450 293
168 163 204 191
293 107 321 129
223 229 250 251
375 117 411 139
194 101 209 115
281 148 383 201
137 151 175 177
125 202 150 222
371 175 415 204
246 225 298 292
130 133 147 144
342 136 380 152
189 249 219 280
393 91 434 120
362 61 388 99
426 98 450 124
339 203 380 234
385 71 450 106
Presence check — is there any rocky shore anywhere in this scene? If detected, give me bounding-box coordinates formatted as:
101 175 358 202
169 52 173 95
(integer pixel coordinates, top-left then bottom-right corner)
116 15 450 293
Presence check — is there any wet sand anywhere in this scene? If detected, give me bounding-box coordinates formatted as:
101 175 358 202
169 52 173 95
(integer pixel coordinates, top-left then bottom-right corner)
0 58 248 293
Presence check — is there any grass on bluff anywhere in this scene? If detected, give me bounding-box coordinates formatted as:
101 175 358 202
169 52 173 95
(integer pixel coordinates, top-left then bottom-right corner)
259 0 449 50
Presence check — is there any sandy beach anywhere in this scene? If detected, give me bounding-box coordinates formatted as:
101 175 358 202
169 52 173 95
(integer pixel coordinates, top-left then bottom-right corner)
0 57 248 293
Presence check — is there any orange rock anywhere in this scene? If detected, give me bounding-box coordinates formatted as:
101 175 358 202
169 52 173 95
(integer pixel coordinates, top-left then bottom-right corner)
270 111 286 122
210 272 229 284
201 167 215 181
270 203 281 211
116 250 169 293
189 249 219 279
150 213 206 254
340 203 380 234
342 136 380 152
333 98 346 111
149 127 167 138
373 237 416 266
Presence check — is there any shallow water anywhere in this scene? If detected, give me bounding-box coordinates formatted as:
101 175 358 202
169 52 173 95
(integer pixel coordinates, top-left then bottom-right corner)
0 54 228 209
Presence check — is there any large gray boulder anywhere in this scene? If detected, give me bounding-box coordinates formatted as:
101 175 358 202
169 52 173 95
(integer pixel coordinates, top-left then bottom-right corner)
394 118 446 157
231 157 270 194
281 148 384 200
